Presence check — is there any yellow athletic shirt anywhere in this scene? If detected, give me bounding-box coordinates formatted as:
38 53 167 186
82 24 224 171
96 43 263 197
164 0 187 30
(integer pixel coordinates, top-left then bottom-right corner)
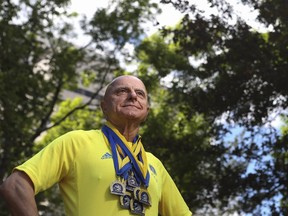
15 129 192 216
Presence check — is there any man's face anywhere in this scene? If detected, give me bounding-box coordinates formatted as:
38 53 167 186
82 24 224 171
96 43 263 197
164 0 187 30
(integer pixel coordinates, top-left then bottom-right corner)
101 76 149 124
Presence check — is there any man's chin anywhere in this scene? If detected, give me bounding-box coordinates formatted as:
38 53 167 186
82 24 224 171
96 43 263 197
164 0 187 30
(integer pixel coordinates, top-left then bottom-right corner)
121 112 145 121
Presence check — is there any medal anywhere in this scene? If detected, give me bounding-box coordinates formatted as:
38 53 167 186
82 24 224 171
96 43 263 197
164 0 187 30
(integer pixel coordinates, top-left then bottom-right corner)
102 124 150 187
130 199 145 216
126 173 139 191
120 193 132 209
110 180 126 196
139 189 151 206
102 124 152 215
125 185 134 192
134 187 151 206
128 173 139 187
133 187 141 200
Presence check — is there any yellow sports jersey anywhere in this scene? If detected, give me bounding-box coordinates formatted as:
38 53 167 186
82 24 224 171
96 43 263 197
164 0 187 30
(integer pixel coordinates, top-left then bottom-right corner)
15 129 192 216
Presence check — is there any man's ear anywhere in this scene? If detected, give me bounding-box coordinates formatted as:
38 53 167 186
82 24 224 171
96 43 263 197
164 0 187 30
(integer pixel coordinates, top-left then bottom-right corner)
143 106 150 122
146 105 150 113
100 100 106 114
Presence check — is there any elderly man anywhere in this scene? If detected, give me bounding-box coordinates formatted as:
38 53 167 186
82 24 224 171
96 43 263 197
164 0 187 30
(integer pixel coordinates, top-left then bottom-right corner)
0 75 192 216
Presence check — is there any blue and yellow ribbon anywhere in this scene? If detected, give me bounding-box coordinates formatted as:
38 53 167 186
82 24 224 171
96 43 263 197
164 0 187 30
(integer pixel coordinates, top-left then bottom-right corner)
102 122 150 187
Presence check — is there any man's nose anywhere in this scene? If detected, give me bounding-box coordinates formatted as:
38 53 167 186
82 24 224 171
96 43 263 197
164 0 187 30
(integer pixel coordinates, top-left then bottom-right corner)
129 91 137 100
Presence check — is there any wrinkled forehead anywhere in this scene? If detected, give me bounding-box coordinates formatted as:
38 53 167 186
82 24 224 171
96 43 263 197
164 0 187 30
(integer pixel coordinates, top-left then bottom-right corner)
105 76 147 94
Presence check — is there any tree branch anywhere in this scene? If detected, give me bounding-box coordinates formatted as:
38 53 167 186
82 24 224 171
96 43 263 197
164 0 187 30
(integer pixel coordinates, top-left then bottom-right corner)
29 78 64 143
30 63 111 142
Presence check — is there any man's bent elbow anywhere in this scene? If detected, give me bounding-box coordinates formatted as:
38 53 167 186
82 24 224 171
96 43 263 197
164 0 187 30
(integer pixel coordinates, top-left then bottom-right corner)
0 171 38 216
0 177 13 200
0 171 34 201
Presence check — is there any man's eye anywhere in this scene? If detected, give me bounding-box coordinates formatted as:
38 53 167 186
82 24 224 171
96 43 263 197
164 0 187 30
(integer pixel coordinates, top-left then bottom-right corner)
117 89 127 94
136 91 145 97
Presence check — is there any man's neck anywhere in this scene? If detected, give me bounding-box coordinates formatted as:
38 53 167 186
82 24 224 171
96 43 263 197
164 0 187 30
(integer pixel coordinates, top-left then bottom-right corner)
107 120 139 142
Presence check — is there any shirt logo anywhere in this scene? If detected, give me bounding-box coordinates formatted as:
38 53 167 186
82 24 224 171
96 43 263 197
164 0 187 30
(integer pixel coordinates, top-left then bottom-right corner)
101 152 112 159
149 164 157 175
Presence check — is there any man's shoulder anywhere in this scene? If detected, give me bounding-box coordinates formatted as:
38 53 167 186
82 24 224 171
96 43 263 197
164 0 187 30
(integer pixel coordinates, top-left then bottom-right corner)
55 129 104 146
146 151 157 158
63 129 102 138
146 152 162 165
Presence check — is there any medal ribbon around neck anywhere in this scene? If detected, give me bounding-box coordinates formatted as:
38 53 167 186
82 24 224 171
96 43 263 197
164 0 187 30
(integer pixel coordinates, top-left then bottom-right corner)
102 123 150 187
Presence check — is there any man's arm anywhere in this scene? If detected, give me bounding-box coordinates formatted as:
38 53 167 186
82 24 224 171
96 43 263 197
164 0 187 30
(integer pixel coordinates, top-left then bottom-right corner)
0 170 39 216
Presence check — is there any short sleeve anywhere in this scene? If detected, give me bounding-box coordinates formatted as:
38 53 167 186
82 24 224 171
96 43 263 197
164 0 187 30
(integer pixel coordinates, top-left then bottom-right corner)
14 131 79 194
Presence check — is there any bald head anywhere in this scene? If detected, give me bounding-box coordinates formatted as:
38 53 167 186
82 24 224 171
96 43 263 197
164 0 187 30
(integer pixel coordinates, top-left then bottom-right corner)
103 75 148 101
101 75 150 126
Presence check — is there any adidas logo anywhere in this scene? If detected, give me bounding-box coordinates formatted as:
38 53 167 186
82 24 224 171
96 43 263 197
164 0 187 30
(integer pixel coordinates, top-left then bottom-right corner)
149 164 157 175
101 152 112 159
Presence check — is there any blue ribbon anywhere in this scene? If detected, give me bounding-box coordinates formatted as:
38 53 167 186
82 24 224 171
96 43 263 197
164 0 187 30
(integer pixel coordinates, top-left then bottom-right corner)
102 125 150 187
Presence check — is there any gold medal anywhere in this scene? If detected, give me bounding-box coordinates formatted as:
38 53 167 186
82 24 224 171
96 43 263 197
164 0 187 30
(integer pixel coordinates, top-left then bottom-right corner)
120 193 132 209
139 189 151 206
110 180 126 196
126 172 139 191
103 124 152 215
133 187 141 200
127 174 139 187
130 199 145 216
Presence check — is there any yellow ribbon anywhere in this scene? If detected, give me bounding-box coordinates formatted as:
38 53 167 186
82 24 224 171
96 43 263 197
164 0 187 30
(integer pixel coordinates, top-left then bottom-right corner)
105 122 149 180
